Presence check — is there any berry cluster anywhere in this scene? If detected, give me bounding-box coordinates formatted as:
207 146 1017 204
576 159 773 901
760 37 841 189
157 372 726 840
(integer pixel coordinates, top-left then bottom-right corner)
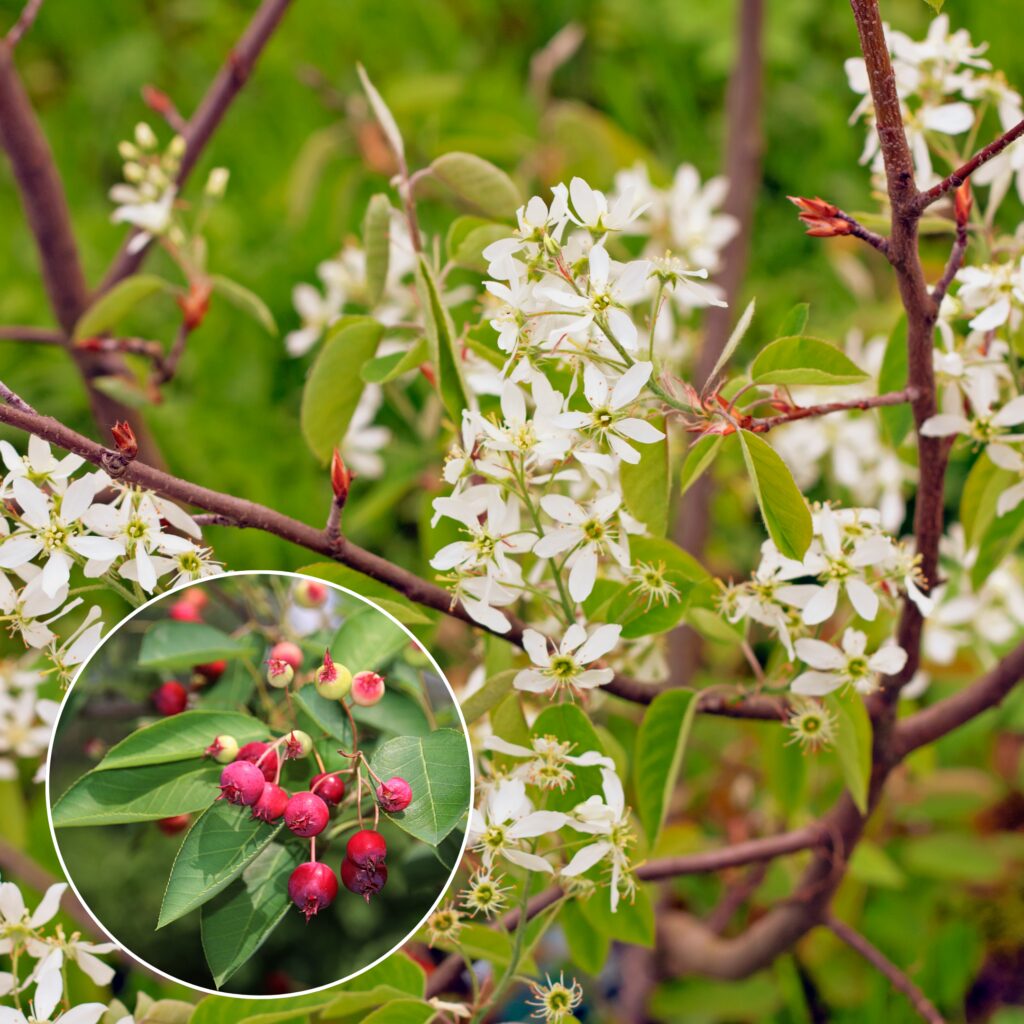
197 643 412 921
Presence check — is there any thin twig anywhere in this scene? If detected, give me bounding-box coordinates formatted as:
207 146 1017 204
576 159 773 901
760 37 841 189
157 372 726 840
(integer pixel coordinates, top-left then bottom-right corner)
836 210 891 255
826 914 945 1023
5 0 44 48
0 325 63 345
931 219 968 306
749 388 915 432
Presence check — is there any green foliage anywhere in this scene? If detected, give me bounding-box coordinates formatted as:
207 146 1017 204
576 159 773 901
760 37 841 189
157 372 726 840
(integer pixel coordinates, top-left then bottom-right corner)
73 275 175 341
429 152 521 219
620 416 669 536
750 335 869 387
138 621 251 669
415 256 469 425
363 194 394 306
827 693 873 814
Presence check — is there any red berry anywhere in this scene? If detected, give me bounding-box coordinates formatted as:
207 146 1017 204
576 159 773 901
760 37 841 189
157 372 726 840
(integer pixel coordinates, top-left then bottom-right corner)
341 856 388 902
156 813 191 835
180 588 209 610
294 580 329 608
311 772 345 805
346 828 387 867
169 601 203 623
195 659 226 682
376 776 413 813
219 761 266 806
288 861 338 921
269 641 303 672
152 681 188 716
351 671 385 707
284 791 330 837
236 741 278 783
251 783 289 823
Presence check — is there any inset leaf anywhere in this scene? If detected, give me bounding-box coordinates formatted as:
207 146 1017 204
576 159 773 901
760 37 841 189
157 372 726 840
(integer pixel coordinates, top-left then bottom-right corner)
446 216 514 272
827 694 872 814
750 336 869 387
369 729 471 845
292 686 353 745
429 152 520 219
332 606 410 672
73 275 174 341
158 802 283 927
363 194 393 307
138 621 249 671
736 429 812 560
415 257 470 426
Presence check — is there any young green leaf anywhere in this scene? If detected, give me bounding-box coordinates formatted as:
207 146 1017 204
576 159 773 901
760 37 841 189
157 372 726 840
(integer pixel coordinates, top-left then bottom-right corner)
331 605 410 672
361 339 428 384
356 64 405 162
158 802 283 927
679 435 723 497
736 429 812 560
878 316 913 446
633 689 699 844
827 694 872 814
300 316 385 461
620 417 669 536
363 193 393 307
429 152 521 220
530 703 607 811
459 669 518 724
138 621 250 670
750 336 869 387
706 298 755 386
95 710 264 772
369 729 472 845
72 274 175 341
415 256 470 425
292 686 354 745
775 302 809 339
209 275 277 335
446 216 513 272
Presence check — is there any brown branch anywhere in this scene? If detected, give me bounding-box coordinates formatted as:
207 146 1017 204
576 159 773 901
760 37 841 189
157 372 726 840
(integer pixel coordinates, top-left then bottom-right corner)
98 0 295 293
706 861 769 935
917 117 1024 212
825 913 945 1023
931 214 968 307
0 325 63 345
5 0 44 48
748 388 915 432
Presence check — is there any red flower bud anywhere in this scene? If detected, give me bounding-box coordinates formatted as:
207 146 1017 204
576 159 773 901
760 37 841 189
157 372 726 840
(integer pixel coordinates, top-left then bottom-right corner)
177 281 212 331
142 84 175 117
787 195 853 238
110 420 138 460
331 448 352 504
954 180 972 227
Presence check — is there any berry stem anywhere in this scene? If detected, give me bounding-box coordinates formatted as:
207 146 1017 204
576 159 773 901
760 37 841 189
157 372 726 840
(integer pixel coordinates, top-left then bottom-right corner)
339 697 360 751
310 836 316 863
355 764 364 828
313 748 326 774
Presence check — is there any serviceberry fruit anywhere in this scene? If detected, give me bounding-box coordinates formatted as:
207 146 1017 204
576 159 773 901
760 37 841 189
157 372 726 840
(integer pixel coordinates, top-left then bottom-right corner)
236 741 278 783
311 772 345 805
219 761 266 806
169 600 203 623
269 641 303 671
288 861 338 921
152 681 188 716
205 734 240 764
284 791 330 837
266 658 294 688
341 856 388 902
294 580 329 608
180 588 208 611
251 783 290 823
351 671 385 707
282 729 313 759
156 813 191 835
194 659 226 683
314 649 352 700
346 828 387 867
376 776 413 812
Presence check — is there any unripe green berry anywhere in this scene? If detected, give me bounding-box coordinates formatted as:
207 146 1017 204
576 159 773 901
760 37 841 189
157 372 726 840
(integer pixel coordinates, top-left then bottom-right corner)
283 729 314 759
266 658 294 689
315 661 352 700
206 734 239 764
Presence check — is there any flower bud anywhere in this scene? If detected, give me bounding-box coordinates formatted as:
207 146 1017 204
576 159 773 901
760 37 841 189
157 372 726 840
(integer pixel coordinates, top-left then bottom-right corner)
331 448 352 505
787 195 852 238
110 420 138 461
134 121 158 150
954 180 972 227
205 167 230 199
177 281 212 331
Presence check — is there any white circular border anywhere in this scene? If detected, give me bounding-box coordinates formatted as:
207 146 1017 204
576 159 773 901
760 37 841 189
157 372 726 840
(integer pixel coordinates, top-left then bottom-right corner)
44 568 475 1000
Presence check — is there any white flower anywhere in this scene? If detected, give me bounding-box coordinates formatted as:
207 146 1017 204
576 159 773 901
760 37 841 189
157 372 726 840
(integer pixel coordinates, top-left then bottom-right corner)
0 950 106 1024
556 362 664 465
792 628 908 696
468 777 567 873
953 259 1024 333
0 436 84 496
341 385 392 479
988 443 1024 516
533 492 631 601
557 177 647 234
110 184 176 252
514 623 621 694
921 393 1024 443
483 736 613 792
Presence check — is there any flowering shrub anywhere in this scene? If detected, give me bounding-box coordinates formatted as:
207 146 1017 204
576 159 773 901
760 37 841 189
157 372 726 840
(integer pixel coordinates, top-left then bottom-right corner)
2 0 1024 1021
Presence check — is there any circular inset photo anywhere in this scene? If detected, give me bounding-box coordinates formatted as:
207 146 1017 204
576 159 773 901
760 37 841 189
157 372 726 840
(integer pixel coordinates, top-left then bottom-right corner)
45 570 472 996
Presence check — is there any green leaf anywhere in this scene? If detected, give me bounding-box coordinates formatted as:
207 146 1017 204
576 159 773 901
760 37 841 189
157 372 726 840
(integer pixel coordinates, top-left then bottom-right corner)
620 416 668 536
138 620 249 670
685 604 745 644
633 690 699 844
827 694 872 814
332 606 410 672
352 690 431 738
356 64 404 161
579 883 655 947
923 0 945 13
96 710 264 772
72 274 174 341
292 686 353 745
750 336 869 387
361 339 428 384
707 298 755 384
460 669 517 724
320 987 419 1020
434 922 538 974
158 801 283 927
350 953 426 996
202 661 257 711
679 435 723 498
360 1002 435 1024
736 429 812 560
961 451 1016 549
530 703 607 811
448 219 514 273
369 729 471 845
415 256 469 426
775 302 809 339
210 274 277 335
849 840 905 889
878 316 913 446
363 194 393 307
297 563 427 623
561 899 609 975
301 317 385 461
900 832 1007 883
53 761 220 827
189 993 334 1024
429 152 520 219
971 495 1024 589
201 842 304 988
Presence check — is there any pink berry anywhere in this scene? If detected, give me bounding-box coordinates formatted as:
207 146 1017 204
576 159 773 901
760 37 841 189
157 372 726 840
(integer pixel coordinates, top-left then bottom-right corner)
181 588 209 611
219 761 266 806
236 741 278 783
270 641 303 672
311 772 345 805
294 580 329 608
341 856 388 902
288 861 338 921
284 791 330 837
156 813 191 835
346 828 387 867
351 671 385 707
376 776 412 813
153 681 188 716
169 601 202 623
251 783 290 823
195 659 226 682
